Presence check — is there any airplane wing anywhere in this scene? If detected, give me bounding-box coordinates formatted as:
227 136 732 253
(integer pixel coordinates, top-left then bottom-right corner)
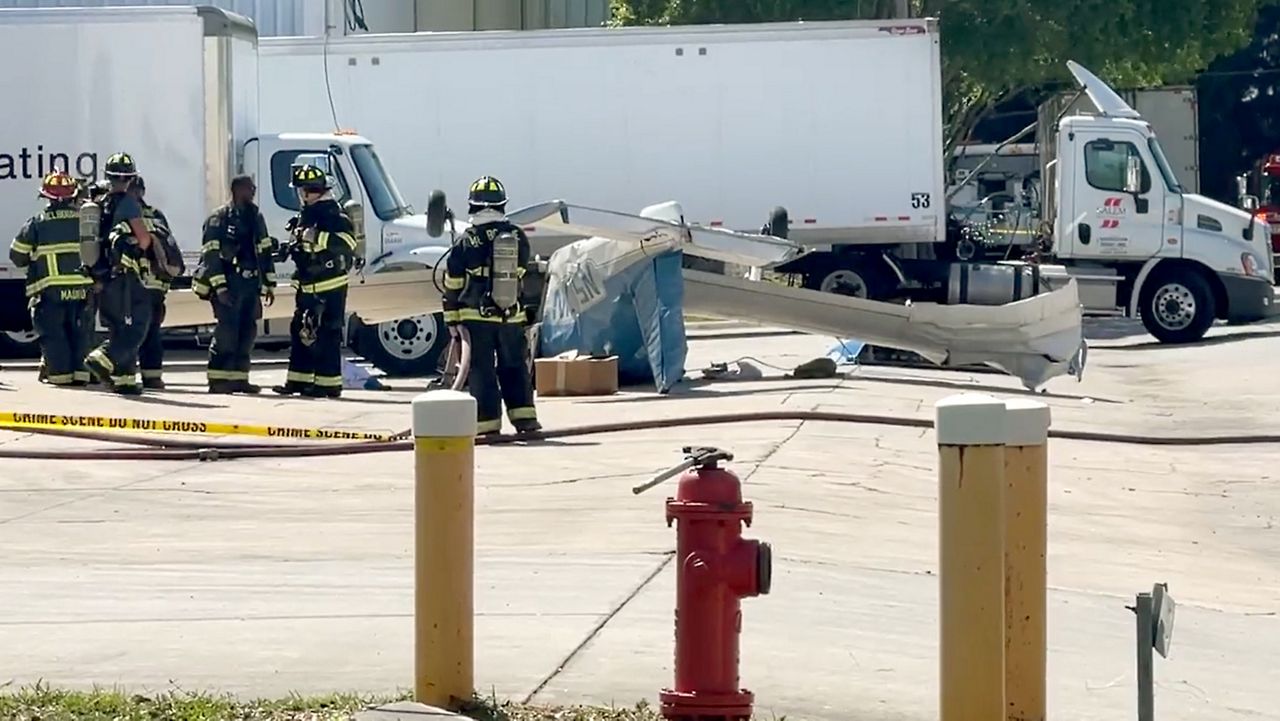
508 199 801 267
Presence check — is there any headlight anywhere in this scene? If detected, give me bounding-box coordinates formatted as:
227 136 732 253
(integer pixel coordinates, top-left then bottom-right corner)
1241 252 1268 278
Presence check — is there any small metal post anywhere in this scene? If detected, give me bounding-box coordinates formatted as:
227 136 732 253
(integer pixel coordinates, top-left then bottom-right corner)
1132 583 1174 721
1135 592 1154 721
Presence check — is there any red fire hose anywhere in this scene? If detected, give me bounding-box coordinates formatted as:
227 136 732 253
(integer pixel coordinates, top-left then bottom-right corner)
3 410 1280 462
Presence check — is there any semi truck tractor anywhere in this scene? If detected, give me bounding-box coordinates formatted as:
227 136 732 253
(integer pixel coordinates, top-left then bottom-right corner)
0 5 448 370
258 17 1274 344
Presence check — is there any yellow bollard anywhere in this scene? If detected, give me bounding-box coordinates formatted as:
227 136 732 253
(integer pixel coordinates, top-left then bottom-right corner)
935 393 1007 721
1003 399 1051 721
413 389 477 708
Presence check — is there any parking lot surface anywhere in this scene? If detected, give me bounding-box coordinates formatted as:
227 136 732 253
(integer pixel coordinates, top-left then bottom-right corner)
1 318 1277 720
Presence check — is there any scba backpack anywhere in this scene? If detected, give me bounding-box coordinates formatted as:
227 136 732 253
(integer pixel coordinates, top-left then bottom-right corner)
147 210 186 282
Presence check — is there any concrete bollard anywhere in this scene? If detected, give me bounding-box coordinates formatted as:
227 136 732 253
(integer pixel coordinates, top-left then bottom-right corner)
412 390 477 709
1003 399 1051 721
935 393 1007 721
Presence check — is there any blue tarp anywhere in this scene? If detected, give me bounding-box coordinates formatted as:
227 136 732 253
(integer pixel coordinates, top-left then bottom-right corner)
539 247 687 393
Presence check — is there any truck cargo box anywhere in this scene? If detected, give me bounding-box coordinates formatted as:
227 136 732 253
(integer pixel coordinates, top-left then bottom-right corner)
259 18 946 247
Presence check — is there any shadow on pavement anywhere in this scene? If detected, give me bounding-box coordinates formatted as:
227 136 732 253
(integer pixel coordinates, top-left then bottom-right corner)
575 382 847 403
852 373 1124 404
1105 327 1280 352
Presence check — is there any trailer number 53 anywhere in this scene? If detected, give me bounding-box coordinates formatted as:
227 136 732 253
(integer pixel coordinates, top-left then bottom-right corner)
911 192 932 209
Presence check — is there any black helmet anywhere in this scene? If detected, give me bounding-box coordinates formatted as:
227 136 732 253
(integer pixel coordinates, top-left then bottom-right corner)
468 176 507 208
104 152 138 179
291 164 329 191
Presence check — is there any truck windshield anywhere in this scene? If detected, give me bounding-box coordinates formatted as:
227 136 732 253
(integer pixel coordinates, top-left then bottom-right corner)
1147 137 1184 194
351 144 412 221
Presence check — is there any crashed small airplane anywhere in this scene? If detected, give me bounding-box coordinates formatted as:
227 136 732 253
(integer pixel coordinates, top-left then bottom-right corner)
161 193 1086 390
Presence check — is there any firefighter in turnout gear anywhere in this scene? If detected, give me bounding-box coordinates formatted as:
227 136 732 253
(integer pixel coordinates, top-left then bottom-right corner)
197 175 277 394
272 164 357 398
134 176 175 389
442 176 541 436
83 152 155 395
8 172 95 386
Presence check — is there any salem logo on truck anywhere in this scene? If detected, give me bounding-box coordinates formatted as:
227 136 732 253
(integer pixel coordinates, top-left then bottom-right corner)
0 146 97 182
1097 197 1127 229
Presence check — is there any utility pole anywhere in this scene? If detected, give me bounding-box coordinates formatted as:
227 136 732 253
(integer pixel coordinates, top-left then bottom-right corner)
895 0 910 18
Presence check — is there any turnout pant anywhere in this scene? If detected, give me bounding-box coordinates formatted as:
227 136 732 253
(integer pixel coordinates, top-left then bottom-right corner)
139 289 168 383
208 272 263 386
86 274 152 390
463 320 538 434
285 286 347 390
31 289 92 386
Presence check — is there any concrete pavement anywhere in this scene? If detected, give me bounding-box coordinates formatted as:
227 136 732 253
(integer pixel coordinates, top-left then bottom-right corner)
0 317 1277 720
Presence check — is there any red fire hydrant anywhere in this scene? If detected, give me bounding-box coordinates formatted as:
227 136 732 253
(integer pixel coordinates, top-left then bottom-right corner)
640 446 772 721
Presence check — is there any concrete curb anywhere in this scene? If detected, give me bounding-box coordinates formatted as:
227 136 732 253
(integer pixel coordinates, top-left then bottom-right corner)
354 701 464 719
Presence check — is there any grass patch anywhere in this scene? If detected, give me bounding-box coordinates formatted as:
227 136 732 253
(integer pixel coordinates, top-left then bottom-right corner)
0 684 664 721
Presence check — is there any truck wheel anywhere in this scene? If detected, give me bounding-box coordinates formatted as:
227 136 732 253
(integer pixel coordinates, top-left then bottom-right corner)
1138 269 1216 344
808 260 892 300
0 329 40 359
354 312 448 377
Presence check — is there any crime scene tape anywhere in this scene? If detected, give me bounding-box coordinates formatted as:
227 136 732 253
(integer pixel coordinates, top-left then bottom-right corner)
0 411 398 442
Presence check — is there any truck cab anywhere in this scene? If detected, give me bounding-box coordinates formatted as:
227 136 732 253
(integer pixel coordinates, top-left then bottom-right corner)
241 132 451 374
1045 62 1274 342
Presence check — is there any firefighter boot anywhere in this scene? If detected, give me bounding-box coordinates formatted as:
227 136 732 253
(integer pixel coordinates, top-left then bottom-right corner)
513 418 543 436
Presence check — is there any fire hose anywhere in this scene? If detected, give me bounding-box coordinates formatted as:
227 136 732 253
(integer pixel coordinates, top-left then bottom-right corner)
3 410 1280 462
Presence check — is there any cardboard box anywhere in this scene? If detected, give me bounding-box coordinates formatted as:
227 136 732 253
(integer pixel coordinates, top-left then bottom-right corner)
535 354 619 397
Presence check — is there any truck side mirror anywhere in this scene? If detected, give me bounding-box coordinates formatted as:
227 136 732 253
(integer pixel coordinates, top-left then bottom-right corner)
762 206 789 239
1124 155 1142 195
1237 175 1260 211
342 200 367 265
427 189 453 238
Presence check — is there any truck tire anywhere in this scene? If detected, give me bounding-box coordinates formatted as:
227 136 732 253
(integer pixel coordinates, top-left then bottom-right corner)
808 259 892 300
0 329 40 359
354 312 448 377
1138 268 1216 344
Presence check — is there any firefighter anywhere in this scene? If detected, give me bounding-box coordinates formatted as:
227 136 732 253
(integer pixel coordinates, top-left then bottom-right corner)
196 175 277 394
8 171 95 387
442 176 541 436
83 152 155 395
271 164 357 398
134 176 175 390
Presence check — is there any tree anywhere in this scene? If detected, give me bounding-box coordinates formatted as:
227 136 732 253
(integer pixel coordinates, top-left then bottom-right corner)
610 0 1271 165
1198 4 1280 202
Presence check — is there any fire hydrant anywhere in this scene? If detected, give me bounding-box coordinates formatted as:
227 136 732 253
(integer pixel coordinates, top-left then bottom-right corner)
636 446 772 721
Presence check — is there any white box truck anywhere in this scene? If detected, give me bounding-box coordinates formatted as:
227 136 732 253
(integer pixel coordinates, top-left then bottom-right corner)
0 5 450 372
258 18 1274 344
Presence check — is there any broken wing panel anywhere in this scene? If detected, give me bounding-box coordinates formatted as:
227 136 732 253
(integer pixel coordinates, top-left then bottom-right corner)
509 200 800 267
682 268 1086 389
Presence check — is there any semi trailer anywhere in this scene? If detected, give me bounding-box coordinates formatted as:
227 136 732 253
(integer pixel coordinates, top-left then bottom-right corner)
258 17 1273 345
0 5 448 369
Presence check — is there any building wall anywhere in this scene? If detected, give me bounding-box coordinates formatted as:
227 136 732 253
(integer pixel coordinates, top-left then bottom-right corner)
0 0 609 34
0 0 323 36
411 0 608 31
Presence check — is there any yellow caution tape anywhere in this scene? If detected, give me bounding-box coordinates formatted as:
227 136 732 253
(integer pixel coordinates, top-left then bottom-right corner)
0 411 396 442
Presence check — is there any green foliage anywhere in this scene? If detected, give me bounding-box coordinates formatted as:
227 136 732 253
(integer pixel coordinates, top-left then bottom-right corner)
610 0 1272 158
0 684 669 721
